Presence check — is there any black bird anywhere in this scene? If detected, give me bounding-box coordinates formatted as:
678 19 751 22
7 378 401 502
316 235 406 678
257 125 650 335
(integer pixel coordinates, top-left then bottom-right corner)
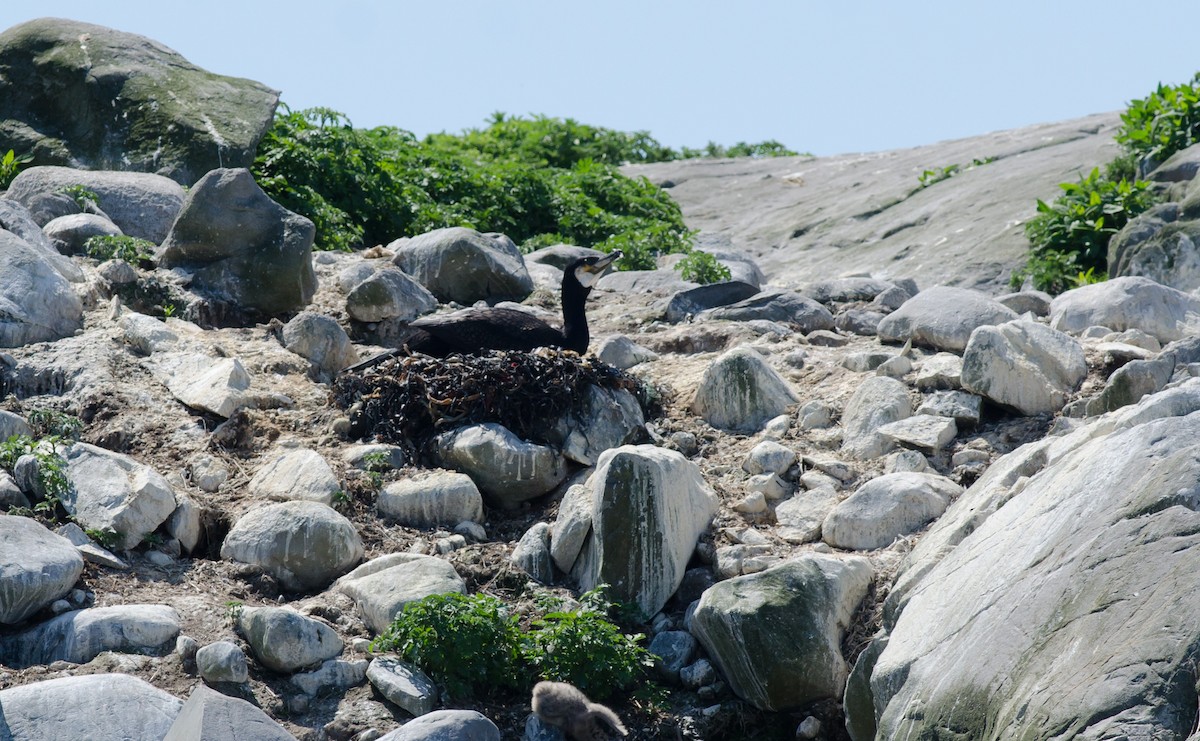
342 250 622 372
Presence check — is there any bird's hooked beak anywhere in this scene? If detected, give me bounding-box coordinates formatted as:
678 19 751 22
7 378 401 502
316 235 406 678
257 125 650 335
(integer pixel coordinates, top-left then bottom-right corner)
590 249 622 275
574 250 622 289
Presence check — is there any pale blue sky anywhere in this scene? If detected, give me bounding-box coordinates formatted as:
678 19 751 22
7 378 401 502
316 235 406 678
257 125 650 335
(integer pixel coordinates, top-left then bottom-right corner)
5 2 1200 156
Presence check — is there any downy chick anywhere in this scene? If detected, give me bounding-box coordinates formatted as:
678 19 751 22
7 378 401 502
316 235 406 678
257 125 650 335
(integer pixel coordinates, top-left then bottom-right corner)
532 681 628 740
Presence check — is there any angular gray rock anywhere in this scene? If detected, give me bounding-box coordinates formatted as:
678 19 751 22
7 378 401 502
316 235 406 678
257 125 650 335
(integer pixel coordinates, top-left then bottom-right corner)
291 658 368 696
690 346 799 431
247 447 340 506
149 353 251 418
345 266 437 323
0 199 84 281
568 445 718 618
367 657 438 718
870 381 1200 739
432 423 567 507
391 227 533 304
1083 354 1176 415
595 334 659 369
7 166 187 243
235 605 344 673
648 630 697 684
840 375 912 460
875 414 957 453
742 440 797 476
877 286 1018 352
62 442 178 549
1049 276 1200 342
511 522 555 584
121 311 180 355
0 229 84 347
775 487 841 544
282 311 360 381
0 18 278 185
800 277 897 304
0 515 85 624
0 604 181 668
913 351 963 391
0 674 183 740
690 554 873 710
916 390 983 427
822 472 962 550
334 553 466 634
158 168 316 316
547 384 645 465
377 471 484 528
378 709 501 741
700 290 835 332
164 684 296 741
196 640 249 684
665 281 760 322
221 501 364 592
961 319 1087 415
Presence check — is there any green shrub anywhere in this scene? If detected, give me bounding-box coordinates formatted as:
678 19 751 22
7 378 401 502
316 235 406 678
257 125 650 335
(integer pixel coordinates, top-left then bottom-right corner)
371 592 524 699
524 589 654 701
1014 167 1156 293
675 250 732 284
678 140 802 159
26 409 83 440
0 149 32 189
59 184 100 210
371 588 652 702
0 435 71 516
1116 73 1200 170
84 235 157 266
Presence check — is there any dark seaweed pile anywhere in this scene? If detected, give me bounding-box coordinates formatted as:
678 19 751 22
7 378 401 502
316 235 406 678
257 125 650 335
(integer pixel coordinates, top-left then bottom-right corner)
333 349 656 456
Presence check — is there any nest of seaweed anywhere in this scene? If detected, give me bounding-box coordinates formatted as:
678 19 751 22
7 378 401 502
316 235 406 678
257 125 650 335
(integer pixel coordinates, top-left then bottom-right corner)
332 349 658 457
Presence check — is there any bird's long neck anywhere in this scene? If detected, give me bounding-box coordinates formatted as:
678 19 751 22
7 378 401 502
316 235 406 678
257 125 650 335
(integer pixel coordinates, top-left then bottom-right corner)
560 274 590 353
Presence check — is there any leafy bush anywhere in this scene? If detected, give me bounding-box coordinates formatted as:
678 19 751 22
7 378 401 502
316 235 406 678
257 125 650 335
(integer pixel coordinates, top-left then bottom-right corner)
26 409 83 440
253 107 691 260
371 592 524 699
1116 73 1200 170
1014 168 1156 293
678 139 801 159
59 185 100 210
675 250 732 284
84 235 157 266
371 588 652 701
524 589 654 701
0 435 71 516
0 149 33 189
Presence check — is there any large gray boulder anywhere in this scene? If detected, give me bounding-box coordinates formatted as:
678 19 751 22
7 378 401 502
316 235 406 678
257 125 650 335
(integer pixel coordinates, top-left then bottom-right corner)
690 346 800 431
0 674 183 741
282 311 360 381
877 286 1018 352
961 319 1087 415
0 604 181 668
1082 354 1176 416
0 18 278 185
0 199 83 280
547 384 645 465
247 447 340 506
62 442 178 549
1049 276 1200 342
235 605 343 673
0 229 84 347
6 166 186 242
345 266 437 323
391 227 533 304
700 290 835 332
0 516 84 624
690 554 873 711
868 379 1200 739
840 376 912 460
158 168 316 316
221 501 364 592
43 213 123 256
822 472 962 550
164 684 296 741
378 709 501 741
566 445 718 618
377 471 485 528
432 423 567 507
334 553 466 634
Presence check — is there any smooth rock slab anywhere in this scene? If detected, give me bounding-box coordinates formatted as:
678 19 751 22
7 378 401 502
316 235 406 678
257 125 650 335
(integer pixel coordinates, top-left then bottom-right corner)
701 290 835 332
917 390 983 427
0 516 85 624
691 554 873 711
432 423 567 507
774 487 841 544
0 229 84 348
0 674 183 741
691 346 799 432
840 376 912 460
150 353 251 419
164 684 296 741
0 604 181 668
345 266 437 323
292 658 368 697
378 709 501 741
221 501 364 593
334 553 466 634
875 414 957 453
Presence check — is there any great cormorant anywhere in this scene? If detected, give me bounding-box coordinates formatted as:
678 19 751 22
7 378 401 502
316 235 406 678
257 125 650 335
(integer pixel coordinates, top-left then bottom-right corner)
402 250 621 356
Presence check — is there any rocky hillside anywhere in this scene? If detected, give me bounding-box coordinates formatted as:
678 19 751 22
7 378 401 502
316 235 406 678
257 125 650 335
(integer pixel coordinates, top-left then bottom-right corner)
5 16 1200 741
